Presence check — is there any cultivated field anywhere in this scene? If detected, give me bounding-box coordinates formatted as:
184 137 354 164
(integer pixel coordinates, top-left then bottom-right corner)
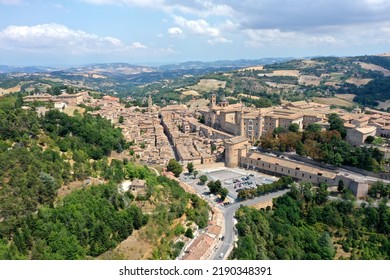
376 100 390 110
272 70 300 77
191 79 227 92
334 94 356 102
181 90 200 96
0 85 21 95
357 62 390 76
345 78 372 86
313 96 356 107
186 98 209 108
262 70 300 77
240 66 264 71
299 75 321 86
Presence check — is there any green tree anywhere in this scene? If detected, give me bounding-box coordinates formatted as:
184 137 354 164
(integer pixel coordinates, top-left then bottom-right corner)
219 188 229 201
318 232 335 259
338 180 345 193
273 126 287 136
166 159 183 177
365 135 375 144
315 183 329 205
328 113 346 138
208 180 222 194
296 141 305 156
372 137 384 146
184 228 194 239
174 225 185 236
38 172 58 205
199 175 208 185
118 116 124 124
306 123 322 133
288 123 300 132
187 162 195 174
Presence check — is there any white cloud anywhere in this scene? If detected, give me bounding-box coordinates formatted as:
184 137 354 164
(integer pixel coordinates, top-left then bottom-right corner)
173 16 218 36
168 27 184 38
131 41 147 49
168 27 182 35
0 23 129 54
173 15 230 44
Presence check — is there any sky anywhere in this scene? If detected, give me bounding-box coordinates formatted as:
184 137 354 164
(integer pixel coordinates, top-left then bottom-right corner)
0 0 390 66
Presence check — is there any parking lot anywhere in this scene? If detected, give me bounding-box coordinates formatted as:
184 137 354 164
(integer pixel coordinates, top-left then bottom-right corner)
203 168 277 201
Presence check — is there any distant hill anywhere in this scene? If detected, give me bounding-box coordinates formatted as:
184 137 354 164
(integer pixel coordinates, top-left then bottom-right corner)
0 65 59 73
2 55 390 110
159 58 293 71
0 58 293 74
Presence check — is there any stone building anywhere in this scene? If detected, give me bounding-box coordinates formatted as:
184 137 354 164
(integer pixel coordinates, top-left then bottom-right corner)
198 95 328 142
239 151 369 197
346 126 377 146
224 136 249 168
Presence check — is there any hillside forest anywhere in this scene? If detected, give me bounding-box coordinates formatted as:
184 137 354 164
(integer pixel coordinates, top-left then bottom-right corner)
232 181 390 260
0 94 209 259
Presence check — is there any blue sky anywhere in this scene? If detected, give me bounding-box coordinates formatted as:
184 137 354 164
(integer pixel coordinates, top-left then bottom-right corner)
0 0 390 65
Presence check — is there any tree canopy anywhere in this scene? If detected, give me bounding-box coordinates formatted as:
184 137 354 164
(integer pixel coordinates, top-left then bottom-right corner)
166 159 183 177
232 184 390 260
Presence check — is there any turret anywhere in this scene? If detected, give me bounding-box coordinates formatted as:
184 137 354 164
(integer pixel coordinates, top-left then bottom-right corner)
210 93 216 108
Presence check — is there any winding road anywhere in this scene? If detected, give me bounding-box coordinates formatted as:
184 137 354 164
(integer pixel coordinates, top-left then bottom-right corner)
178 172 289 260
210 190 289 260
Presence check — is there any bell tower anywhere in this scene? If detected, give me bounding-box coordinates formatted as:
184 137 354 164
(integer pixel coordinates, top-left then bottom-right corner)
210 93 217 108
148 93 153 109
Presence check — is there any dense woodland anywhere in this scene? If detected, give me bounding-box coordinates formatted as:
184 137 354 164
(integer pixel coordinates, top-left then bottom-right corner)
232 182 390 260
0 94 209 259
352 77 390 107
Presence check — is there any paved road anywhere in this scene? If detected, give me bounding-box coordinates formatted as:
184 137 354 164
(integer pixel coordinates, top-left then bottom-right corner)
210 190 289 260
179 172 290 260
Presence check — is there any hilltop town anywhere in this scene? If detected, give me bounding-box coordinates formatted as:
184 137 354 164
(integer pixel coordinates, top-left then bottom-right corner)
1 55 390 261
22 88 390 199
